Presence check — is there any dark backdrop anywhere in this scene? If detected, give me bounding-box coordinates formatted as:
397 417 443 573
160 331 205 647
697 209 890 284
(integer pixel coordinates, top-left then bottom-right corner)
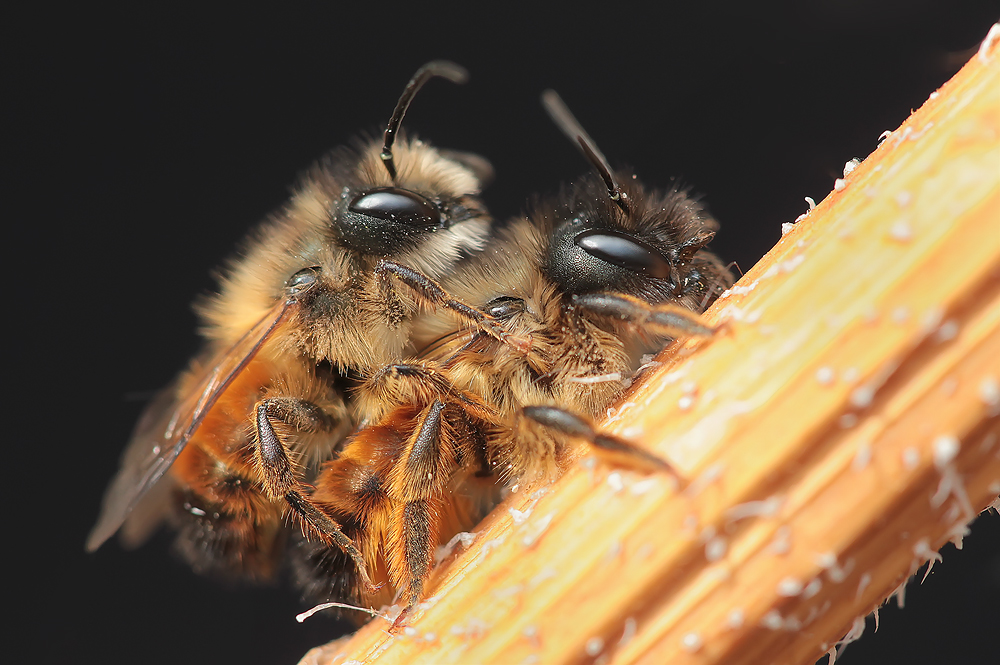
12 3 998 664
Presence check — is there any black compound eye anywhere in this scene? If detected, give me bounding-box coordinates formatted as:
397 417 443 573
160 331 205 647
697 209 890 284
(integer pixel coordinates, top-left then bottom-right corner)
348 188 441 228
286 267 320 296
575 229 673 279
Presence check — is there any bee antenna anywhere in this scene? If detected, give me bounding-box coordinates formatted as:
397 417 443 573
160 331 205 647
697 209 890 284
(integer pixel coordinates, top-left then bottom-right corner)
381 60 469 182
541 89 629 214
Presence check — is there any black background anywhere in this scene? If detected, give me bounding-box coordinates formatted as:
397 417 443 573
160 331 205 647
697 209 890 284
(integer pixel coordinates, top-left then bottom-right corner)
12 3 999 664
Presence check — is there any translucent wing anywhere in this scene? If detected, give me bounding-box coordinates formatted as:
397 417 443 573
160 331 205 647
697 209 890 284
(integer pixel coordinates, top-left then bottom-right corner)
86 298 297 552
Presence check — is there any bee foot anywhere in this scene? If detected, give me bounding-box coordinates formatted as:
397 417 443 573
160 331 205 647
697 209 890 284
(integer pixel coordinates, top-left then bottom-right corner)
389 604 414 633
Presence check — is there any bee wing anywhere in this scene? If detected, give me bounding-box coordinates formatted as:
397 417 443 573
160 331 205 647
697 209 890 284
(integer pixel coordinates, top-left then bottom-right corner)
86 298 296 552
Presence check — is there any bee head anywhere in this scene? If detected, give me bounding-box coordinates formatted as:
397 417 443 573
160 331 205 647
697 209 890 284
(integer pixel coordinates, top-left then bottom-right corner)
539 90 726 306
323 61 491 263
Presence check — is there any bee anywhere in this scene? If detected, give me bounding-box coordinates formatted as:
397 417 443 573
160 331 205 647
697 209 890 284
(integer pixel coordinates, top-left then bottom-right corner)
86 61 498 594
292 90 732 621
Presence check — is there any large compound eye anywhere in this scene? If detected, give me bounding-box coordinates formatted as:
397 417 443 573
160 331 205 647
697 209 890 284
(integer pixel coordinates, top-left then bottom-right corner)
338 187 443 256
348 188 441 228
545 220 679 295
575 229 673 279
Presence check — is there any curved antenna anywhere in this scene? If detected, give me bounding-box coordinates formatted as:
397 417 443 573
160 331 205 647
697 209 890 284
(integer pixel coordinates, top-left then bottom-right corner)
381 61 469 182
541 89 629 214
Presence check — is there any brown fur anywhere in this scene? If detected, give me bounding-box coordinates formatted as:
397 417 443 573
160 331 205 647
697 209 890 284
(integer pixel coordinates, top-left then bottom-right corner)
196 137 490 370
89 70 733 623
301 170 732 611
87 63 495 612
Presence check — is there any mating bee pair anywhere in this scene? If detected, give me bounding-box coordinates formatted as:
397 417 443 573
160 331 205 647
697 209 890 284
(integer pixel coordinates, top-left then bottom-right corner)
87 61 731 622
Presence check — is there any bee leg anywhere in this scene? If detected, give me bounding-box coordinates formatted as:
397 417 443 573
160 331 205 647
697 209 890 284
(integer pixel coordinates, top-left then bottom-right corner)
463 414 495 478
522 405 679 477
257 396 340 433
364 362 501 492
365 362 498 423
254 399 380 594
571 292 717 338
376 260 532 354
387 400 457 622
253 397 340 498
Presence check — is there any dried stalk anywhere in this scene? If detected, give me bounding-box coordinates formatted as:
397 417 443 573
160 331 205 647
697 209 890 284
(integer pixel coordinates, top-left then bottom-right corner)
301 25 1000 665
